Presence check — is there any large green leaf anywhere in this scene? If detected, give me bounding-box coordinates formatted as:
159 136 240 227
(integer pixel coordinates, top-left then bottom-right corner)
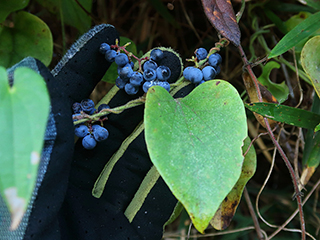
0 67 50 230
245 102 320 129
0 0 30 23
269 11 320 58
0 11 53 68
36 0 92 34
144 81 247 233
211 137 256 230
301 36 320 99
257 61 289 103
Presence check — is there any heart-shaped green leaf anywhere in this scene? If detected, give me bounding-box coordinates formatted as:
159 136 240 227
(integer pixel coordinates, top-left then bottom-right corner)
0 0 30 23
0 67 50 230
0 11 53 68
257 61 289 103
144 81 247 233
211 136 256 230
301 36 320 99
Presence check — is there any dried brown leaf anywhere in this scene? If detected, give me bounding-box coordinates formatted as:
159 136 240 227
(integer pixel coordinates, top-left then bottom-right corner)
201 0 241 46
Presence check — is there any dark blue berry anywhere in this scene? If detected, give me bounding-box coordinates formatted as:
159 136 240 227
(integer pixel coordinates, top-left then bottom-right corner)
143 81 156 93
92 125 109 142
215 65 221 75
98 104 110 112
156 81 170 92
125 83 139 95
80 99 95 114
105 50 118 62
82 134 97 149
143 68 157 81
115 76 127 89
208 53 222 68
156 66 171 81
150 49 164 62
143 60 158 71
130 72 143 86
99 43 110 54
72 102 82 113
196 48 208 60
115 53 129 67
130 61 135 69
75 125 89 138
183 67 203 84
202 66 217 81
118 63 134 80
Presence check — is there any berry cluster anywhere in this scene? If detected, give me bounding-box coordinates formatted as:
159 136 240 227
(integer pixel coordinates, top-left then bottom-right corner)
100 43 172 94
183 48 222 85
73 99 110 150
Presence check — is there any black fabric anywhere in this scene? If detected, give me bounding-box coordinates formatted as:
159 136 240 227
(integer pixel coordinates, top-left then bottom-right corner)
22 24 193 240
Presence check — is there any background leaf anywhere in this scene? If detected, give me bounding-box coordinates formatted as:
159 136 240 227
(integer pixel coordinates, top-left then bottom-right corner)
257 61 289 103
200 0 241 46
0 67 50 230
0 11 53 68
144 81 247 233
269 11 320 58
245 102 320 129
301 36 320 99
211 136 256 230
0 0 30 23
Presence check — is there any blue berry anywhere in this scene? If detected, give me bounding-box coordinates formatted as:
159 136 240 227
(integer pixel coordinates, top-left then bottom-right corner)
156 66 171 81
183 67 203 84
105 50 118 62
143 81 156 93
130 72 143 86
72 113 82 122
150 49 164 62
115 53 129 67
156 81 170 92
92 125 109 142
98 104 110 112
72 102 82 113
118 63 133 80
130 61 135 69
143 68 157 81
208 53 222 68
215 65 221 75
81 99 95 114
115 76 127 89
75 125 89 138
100 43 110 54
143 60 158 71
202 66 217 81
82 134 97 149
125 83 139 95
196 48 208 60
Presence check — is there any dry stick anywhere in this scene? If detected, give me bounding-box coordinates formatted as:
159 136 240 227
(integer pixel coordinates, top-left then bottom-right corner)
243 187 264 240
238 45 306 240
268 178 320 240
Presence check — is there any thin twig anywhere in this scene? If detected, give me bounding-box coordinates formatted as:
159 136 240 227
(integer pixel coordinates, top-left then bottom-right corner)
244 187 264 239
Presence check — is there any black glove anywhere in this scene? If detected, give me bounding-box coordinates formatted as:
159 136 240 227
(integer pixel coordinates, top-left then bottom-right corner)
1 24 193 240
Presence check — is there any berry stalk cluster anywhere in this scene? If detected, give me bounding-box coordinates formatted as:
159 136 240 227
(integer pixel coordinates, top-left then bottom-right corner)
100 43 172 95
73 99 110 149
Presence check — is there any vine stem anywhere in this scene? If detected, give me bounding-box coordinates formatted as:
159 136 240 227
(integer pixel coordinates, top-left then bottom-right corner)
237 44 306 240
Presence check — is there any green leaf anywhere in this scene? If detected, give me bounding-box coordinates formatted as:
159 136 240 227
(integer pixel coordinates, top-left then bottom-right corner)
0 0 30 23
301 36 320 99
102 36 137 83
211 137 256 230
36 0 92 34
0 11 53 68
257 61 289 103
269 11 320 58
245 102 320 129
304 0 320 11
144 81 247 233
0 67 50 230
315 123 320 132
